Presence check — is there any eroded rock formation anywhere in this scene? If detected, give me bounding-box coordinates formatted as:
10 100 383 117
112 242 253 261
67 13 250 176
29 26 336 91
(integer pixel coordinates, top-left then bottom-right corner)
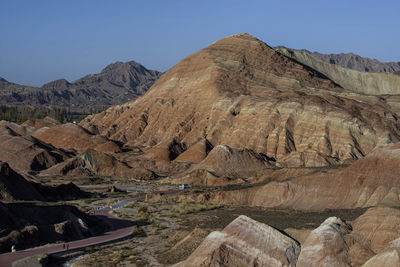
199 143 400 210
174 215 300 266
297 217 352 267
81 34 400 168
32 123 121 153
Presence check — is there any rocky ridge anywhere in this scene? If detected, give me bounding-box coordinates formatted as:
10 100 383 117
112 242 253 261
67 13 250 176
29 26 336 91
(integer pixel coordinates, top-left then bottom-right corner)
174 215 300 266
196 142 400 211
81 34 400 168
0 61 161 111
276 47 400 95
179 210 400 266
306 50 400 74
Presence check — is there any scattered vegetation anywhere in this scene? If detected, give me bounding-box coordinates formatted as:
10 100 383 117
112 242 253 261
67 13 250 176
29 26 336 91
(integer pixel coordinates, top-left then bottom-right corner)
131 226 147 237
172 202 222 215
0 105 103 124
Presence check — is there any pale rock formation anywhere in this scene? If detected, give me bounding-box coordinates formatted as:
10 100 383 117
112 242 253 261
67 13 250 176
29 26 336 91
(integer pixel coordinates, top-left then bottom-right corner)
350 206 400 254
276 47 400 95
362 238 400 267
297 217 352 267
174 215 300 267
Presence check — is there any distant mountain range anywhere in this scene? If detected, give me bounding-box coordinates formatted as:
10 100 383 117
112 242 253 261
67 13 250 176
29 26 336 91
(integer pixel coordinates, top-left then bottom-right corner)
274 47 400 75
307 51 400 74
0 61 162 112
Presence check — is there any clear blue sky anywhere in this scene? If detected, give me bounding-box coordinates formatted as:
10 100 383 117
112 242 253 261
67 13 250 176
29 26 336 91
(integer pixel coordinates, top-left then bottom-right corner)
1 0 399 86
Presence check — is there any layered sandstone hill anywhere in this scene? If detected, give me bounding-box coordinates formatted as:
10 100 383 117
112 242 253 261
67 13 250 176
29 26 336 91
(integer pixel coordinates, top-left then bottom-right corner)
81 34 400 168
362 238 400 266
200 142 400 210
178 209 400 266
42 149 156 180
0 61 161 111
32 123 121 153
168 144 274 186
174 215 300 266
0 121 69 172
297 217 352 266
276 47 400 95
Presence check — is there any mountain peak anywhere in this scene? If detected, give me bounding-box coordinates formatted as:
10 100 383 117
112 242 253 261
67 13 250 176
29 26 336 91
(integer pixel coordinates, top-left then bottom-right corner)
100 60 144 74
41 79 71 90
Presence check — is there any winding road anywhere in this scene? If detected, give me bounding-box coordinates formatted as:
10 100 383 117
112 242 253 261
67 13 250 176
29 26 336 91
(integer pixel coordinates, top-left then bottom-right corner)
0 190 181 267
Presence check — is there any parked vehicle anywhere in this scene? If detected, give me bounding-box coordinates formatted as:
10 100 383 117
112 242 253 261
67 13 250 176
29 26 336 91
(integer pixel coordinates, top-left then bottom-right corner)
179 184 190 190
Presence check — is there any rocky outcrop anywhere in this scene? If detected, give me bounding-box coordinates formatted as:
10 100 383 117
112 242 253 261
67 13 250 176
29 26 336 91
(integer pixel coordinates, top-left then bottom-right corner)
174 215 300 266
0 121 67 172
42 149 156 180
304 50 400 75
169 144 274 186
196 145 273 177
362 238 400 267
276 47 400 95
350 206 400 254
81 34 400 168
0 61 161 111
176 211 400 266
297 217 352 266
174 139 213 163
201 143 400 210
32 123 121 153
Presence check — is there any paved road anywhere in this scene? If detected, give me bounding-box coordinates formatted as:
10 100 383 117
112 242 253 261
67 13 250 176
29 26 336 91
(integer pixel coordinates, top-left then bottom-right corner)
0 190 182 267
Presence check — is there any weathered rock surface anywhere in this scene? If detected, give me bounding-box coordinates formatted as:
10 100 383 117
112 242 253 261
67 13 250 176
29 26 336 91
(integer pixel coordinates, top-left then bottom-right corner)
32 123 121 153
0 121 67 172
174 215 300 267
297 217 352 267
276 47 400 95
81 34 400 168
158 228 210 265
42 149 156 180
174 139 213 163
350 206 400 254
169 144 274 186
302 50 400 75
202 143 400 211
0 61 161 111
362 238 400 267
197 145 273 177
